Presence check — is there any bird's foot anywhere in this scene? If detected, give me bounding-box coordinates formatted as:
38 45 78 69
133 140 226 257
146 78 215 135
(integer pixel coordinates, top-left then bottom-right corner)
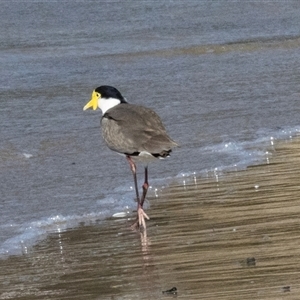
131 205 150 231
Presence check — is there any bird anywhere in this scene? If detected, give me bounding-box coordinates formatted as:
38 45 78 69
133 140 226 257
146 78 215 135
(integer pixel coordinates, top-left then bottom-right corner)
83 85 177 230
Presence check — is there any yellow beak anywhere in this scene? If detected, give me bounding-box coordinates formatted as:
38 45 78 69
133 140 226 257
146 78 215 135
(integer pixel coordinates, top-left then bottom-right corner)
83 90 100 111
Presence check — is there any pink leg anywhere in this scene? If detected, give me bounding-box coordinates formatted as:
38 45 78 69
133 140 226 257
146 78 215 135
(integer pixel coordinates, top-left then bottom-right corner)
126 156 149 230
126 155 140 202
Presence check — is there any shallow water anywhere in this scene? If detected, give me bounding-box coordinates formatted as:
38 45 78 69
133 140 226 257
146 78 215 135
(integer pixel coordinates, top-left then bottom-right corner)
1 138 300 299
1 1 300 255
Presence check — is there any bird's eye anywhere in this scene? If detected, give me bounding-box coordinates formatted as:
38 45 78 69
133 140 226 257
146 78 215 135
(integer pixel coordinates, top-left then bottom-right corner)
96 93 100 98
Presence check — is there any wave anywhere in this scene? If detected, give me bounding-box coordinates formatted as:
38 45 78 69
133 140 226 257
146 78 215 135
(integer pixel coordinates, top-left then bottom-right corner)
1 125 300 259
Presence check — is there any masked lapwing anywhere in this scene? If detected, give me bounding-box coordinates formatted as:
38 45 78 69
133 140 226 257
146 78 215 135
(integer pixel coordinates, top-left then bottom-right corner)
83 85 177 230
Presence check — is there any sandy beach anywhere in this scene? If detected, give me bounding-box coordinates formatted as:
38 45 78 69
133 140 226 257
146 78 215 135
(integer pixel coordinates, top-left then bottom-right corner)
2 2 300 299
1 136 300 300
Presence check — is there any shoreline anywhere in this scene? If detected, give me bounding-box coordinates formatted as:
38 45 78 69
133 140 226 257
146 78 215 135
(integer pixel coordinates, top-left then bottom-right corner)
1 136 300 299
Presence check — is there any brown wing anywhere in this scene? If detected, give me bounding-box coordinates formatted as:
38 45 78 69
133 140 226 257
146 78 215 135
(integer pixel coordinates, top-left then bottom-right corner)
101 104 177 155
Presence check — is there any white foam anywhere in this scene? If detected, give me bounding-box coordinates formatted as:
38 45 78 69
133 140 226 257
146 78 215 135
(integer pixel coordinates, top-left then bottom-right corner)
1 126 300 259
112 211 130 218
22 153 33 159
0 210 119 258
174 126 300 184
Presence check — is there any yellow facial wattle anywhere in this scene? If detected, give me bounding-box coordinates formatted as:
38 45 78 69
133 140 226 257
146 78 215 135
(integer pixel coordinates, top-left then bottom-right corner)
83 90 100 111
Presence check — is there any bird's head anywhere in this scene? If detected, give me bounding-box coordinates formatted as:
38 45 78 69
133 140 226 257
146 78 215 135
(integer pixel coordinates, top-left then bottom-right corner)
83 85 127 114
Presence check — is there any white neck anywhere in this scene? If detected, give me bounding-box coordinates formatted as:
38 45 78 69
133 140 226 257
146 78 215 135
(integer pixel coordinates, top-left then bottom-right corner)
99 97 121 115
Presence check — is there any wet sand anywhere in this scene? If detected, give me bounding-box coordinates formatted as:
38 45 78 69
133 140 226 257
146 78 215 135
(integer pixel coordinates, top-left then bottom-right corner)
1 137 300 299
